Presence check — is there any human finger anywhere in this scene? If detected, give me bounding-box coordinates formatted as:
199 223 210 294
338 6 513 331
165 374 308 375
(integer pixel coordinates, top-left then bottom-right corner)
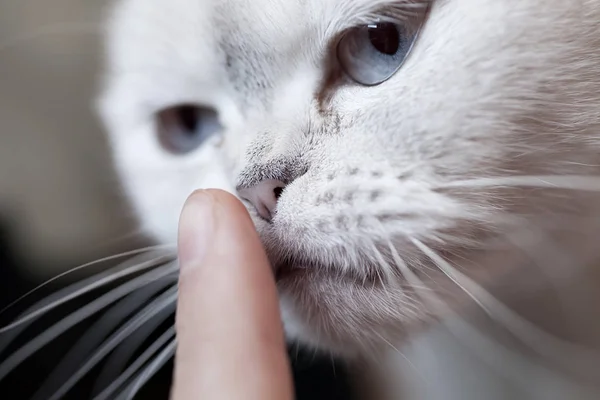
171 189 293 400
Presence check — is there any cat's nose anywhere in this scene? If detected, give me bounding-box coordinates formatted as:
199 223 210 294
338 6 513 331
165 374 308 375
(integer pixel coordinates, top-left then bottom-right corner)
237 179 286 221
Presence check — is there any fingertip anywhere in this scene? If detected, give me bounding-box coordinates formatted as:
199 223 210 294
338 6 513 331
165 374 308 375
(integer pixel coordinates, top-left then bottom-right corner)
178 189 255 268
200 189 267 264
201 189 254 223
177 189 216 268
173 188 292 399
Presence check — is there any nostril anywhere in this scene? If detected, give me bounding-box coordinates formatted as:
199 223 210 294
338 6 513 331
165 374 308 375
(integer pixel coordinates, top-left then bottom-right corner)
236 179 287 222
273 186 284 199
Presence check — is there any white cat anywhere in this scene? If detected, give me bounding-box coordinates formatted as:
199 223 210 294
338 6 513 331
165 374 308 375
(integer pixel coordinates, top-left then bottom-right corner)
97 0 600 397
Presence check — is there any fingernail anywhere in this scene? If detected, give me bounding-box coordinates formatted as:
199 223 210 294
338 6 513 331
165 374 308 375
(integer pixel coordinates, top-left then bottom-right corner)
178 190 216 269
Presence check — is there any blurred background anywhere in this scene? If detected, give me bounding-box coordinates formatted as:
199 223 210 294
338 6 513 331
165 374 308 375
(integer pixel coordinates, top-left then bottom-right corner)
1 1 599 400
0 0 134 280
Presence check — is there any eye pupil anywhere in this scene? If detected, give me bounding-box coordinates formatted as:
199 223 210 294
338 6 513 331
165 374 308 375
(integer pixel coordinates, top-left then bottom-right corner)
157 104 221 155
337 11 426 86
368 23 400 55
177 105 199 133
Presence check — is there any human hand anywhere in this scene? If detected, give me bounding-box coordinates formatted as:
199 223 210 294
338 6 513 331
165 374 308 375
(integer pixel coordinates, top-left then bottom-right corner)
171 189 294 400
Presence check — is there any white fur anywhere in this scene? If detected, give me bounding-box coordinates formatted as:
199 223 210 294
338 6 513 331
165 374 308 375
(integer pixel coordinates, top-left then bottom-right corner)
98 0 600 396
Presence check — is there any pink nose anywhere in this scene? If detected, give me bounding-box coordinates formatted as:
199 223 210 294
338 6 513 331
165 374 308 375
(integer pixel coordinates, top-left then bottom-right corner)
237 179 286 221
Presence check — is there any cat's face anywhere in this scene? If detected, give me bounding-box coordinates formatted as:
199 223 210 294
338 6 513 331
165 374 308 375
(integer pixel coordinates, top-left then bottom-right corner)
99 0 600 356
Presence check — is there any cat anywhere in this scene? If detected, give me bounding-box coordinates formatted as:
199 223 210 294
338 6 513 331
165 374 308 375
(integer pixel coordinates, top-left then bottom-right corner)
95 0 600 398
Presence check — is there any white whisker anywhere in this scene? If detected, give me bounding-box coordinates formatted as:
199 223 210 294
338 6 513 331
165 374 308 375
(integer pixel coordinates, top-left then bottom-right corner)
0 244 176 318
0 251 175 334
122 338 177 400
443 313 599 397
371 329 425 384
0 253 172 360
440 175 600 191
93 327 176 400
0 263 177 382
93 286 177 395
32 278 175 400
383 239 442 308
411 238 600 374
501 223 600 340
46 286 178 400
366 243 394 295
385 238 599 395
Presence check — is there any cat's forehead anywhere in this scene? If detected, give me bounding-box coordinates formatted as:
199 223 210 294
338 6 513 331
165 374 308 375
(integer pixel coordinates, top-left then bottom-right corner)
106 0 426 81
212 0 425 43
105 0 406 104
209 0 425 102
211 0 373 53
213 0 397 29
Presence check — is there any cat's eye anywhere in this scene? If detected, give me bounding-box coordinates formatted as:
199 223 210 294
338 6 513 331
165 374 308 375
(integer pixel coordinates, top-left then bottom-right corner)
337 22 418 86
156 105 221 155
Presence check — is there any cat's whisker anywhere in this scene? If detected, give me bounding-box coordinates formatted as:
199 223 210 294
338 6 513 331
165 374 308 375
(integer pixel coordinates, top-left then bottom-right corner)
0 251 175 335
498 220 600 339
440 175 600 192
371 329 425 384
367 244 396 287
357 237 428 381
382 238 461 374
122 338 178 400
441 307 599 397
47 286 178 400
0 262 177 382
92 326 176 400
383 238 442 311
92 285 177 395
0 252 173 368
364 240 424 319
32 278 176 400
365 249 390 300
383 238 591 394
410 238 600 374
0 244 176 320
0 251 173 355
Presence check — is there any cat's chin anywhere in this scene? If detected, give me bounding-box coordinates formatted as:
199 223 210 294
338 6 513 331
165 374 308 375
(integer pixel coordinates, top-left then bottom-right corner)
277 288 363 359
274 260 402 359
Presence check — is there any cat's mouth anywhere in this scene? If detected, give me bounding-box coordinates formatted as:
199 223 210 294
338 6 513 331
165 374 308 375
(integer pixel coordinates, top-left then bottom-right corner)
274 261 310 282
273 257 377 285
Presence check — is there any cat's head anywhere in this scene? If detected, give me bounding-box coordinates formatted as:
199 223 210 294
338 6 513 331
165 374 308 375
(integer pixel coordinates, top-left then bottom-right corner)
98 0 600 357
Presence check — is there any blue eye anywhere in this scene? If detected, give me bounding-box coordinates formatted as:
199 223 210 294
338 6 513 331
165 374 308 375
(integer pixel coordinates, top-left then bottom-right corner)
337 22 418 86
156 105 221 155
